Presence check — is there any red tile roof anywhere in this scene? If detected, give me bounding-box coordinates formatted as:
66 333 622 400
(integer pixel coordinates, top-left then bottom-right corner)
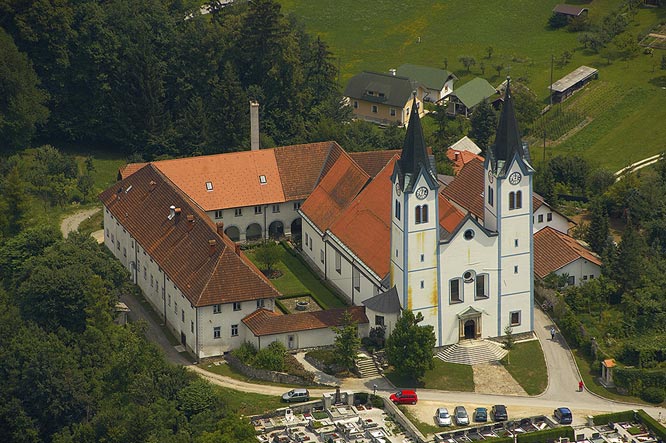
442 158 485 219
439 194 466 233
242 306 368 336
300 152 370 232
119 163 147 180
99 164 281 307
533 226 601 279
328 156 398 278
447 148 485 174
350 150 402 177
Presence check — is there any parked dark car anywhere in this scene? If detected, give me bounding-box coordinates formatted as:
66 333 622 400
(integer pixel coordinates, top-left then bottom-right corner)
554 407 572 424
474 407 488 422
454 406 469 426
491 404 508 421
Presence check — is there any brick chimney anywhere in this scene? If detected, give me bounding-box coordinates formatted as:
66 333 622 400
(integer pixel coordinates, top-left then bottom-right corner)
208 239 217 255
234 244 241 256
216 221 224 236
186 214 195 230
250 100 260 151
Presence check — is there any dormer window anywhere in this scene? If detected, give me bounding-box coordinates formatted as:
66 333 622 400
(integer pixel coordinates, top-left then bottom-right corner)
259 175 267 184
378 92 385 98
367 90 374 96
205 181 213 191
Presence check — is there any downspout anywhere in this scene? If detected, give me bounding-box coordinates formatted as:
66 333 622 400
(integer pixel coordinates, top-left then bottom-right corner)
324 241 328 281
195 308 200 362
264 205 268 239
163 272 167 324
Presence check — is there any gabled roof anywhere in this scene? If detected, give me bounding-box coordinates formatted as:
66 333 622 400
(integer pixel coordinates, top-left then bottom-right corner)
344 71 416 107
350 150 402 177
552 4 588 16
550 66 598 93
242 306 368 336
396 64 457 91
300 152 370 233
442 158 485 220
99 165 281 307
447 148 485 174
449 136 481 155
328 157 397 278
534 226 601 279
362 287 401 314
452 77 497 109
439 193 466 234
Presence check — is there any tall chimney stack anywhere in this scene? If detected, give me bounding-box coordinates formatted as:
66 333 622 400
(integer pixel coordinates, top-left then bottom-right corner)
250 101 260 151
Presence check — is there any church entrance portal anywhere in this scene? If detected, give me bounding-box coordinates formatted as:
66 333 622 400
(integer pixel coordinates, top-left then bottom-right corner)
464 320 476 339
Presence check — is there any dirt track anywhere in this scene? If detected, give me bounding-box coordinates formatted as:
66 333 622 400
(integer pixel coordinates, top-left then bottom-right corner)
60 207 101 238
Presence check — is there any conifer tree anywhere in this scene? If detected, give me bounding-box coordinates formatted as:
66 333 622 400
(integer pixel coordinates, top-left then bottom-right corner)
586 200 611 254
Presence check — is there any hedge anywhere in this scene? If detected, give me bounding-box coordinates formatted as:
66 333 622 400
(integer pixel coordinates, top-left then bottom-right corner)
484 437 513 443
516 426 574 443
592 410 636 425
636 410 666 441
613 368 666 395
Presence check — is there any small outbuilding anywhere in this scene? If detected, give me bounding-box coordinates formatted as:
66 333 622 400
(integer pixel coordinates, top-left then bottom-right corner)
549 65 598 103
552 4 589 18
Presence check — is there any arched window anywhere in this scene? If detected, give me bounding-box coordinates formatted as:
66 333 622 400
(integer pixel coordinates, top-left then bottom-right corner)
487 186 494 206
509 192 515 210
395 200 401 220
415 205 429 224
516 190 522 209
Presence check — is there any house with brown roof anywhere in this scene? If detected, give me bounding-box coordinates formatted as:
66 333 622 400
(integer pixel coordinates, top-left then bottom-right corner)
534 226 601 285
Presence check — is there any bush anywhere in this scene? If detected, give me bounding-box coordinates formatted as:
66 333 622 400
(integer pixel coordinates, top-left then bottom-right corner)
232 341 257 364
640 387 665 404
636 410 666 441
592 410 635 425
516 426 574 443
253 341 286 372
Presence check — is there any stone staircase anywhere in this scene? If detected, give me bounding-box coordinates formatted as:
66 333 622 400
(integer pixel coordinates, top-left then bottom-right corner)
355 355 381 378
435 340 508 366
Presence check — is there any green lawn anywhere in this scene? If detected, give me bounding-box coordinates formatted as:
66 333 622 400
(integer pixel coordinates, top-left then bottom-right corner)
203 361 313 389
398 406 441 437
214 385 286 416
279 0 666 171
245 245 346 308
385 358 474 391
501 340 548 395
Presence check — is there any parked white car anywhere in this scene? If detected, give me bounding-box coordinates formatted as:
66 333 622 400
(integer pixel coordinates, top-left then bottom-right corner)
435 407 452 426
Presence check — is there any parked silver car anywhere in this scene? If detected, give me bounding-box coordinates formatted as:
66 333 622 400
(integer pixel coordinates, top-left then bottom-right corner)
435 407 452 426
454 406 470 426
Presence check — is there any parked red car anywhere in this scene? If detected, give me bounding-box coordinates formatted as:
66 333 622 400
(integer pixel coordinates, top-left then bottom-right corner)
389 390 418 405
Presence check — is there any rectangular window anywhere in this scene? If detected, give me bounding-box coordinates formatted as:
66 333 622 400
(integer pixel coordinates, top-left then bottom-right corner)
231 324 239 337
320 250 324 264
450 278 462 303
131 240 134 249
233 302 241 311
117 241 121 250
305 233 309 246
143 267 147 280
538 214 544 223
191 321 194 333
213 304 221 314
234 208 242 217
487 186 494 206
514 239 519 247
352 267 360 291
567 275 575 286
335 251 342 274
174 302 178 315
272 204 280 213
293 202 301 211
254 206 262 214
168 294 171 306
395 200 401 220
589 275 595 279
206 181 213 191
123 247 127 257
420 280 424 289
213 326 221 339
256 299 265 309
510 311 521 326
476 274 489 299
259 175 267 184
583 275 588 281
353 101 358 109
309 239 312 251
150 275 154 287
181 309 185 322
390 108 396 116
371 105 378 113
420 254 424 262
375 315 385 327
547 212 553 222
514 265 519 274
215 210 223 219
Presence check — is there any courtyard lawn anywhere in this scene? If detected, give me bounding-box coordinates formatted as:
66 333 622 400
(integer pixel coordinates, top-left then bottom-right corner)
500 340 547 395
279 0 666 171
245 245 346 309
385 358 474 392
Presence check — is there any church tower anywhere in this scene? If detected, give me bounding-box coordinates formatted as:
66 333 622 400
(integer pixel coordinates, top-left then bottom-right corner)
484 78 534 336
390 97 442 337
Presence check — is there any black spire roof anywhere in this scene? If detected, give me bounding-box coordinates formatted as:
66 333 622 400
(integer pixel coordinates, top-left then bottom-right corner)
396 96 436 191
490 78 529 174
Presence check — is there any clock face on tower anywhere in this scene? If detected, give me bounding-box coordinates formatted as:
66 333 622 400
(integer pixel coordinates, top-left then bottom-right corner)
395 182 401 196
509 172 522 185
415 186 429 200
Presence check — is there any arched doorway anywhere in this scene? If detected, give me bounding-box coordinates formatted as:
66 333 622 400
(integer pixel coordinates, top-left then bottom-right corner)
246 223 262 241
224 226 240 242
464 320 476 339
268 221 284 240
290 218 302 243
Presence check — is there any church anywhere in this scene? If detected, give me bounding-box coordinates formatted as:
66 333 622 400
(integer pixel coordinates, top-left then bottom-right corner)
300 81 534 347
101 80 535 358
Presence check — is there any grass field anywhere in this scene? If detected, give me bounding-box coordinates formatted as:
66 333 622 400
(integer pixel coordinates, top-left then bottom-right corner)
501 340 548 395
279 0 666 171
385 358 474 391
244 245 346 308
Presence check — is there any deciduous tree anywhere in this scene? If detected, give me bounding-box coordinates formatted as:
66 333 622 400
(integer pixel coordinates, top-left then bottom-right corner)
332 310 361 372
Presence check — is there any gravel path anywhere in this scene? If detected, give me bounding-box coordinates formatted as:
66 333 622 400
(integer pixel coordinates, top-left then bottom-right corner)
60 207 101 238
473 362 527 396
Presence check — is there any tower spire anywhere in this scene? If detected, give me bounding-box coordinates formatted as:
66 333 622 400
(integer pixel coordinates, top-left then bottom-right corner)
491 77 527 174
396 94 436 191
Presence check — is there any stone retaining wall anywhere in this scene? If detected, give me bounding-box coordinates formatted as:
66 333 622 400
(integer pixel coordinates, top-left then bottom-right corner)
382 397 427 443
225 354 318 386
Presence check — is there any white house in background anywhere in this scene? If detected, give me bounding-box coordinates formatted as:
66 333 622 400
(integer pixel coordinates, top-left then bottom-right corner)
534 226 602 286
396 64 458 102
532 194 574 234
